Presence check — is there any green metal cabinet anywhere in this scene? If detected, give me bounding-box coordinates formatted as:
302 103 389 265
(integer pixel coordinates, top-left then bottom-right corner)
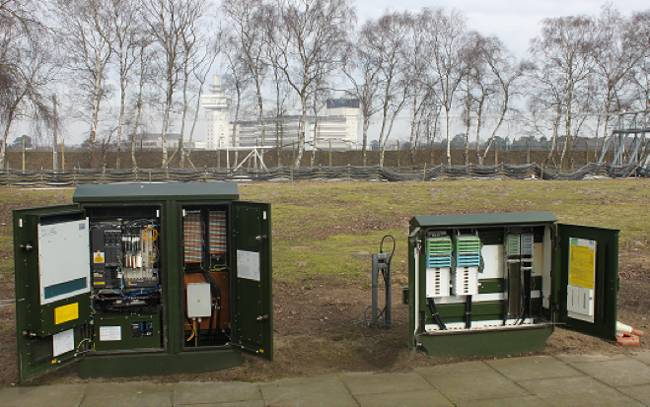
13 182 272 382
408 212 619 356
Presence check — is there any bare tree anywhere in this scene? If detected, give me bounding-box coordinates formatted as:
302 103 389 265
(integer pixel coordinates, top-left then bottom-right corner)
478 36 526 164
108 0 141 168
223 35 252 169
223 0 270 152
128 33 156 169
142 0 205 168
405 11 432 166
592 6 645 158
54 0 114 166
0 1 54 169
629 11 650 115
343 24 381 166
530 15 597 168
422 8 469 166
269 0 355 167
185 36 220 168
363 12 410 167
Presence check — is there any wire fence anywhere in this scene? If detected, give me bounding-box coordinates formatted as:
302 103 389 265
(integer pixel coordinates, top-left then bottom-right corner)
0 162 647 186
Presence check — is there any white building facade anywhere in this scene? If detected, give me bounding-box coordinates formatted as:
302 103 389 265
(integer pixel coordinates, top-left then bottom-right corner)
201 76 232 150
201 76 360 150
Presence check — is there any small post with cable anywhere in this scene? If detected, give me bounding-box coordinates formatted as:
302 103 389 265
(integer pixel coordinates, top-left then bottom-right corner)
370 235 395 328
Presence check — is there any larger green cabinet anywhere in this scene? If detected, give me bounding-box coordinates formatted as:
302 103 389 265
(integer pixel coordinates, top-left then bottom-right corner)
13 182 272 382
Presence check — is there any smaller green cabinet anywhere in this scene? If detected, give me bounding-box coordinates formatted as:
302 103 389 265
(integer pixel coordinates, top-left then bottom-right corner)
13 182 273 383
408 212 619 357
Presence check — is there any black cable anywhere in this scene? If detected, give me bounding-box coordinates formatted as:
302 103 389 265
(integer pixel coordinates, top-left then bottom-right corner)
465 295 472 329
380 235 396 261
427 298 447 330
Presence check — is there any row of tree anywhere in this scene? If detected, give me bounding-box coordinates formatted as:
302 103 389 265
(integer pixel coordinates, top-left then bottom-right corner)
1 1 649 170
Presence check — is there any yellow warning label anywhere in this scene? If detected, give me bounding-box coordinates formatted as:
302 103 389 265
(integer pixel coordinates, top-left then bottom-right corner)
568 238 596 289
54 302 79 325
93 251 105 264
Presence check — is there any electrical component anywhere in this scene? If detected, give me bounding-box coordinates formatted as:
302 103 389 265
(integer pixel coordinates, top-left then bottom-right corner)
452 235 480 296
455 235 481 267
208 211 227 265
90 218 161 312
453 266 479 296
187 283 212 318
505 233 534 321
425 236 452 298
183 211 203 264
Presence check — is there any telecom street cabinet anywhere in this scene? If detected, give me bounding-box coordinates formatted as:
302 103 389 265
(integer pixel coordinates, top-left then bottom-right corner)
408 212 618 356
13 182 272 382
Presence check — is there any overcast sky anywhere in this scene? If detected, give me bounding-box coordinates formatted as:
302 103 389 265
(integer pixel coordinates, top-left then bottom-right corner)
356 0 648 57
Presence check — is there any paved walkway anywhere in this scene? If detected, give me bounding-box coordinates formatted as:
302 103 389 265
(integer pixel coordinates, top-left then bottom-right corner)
1 352 650 406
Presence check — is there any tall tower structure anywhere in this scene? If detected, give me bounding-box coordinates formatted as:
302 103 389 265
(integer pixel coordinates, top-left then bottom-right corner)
201 75 231 150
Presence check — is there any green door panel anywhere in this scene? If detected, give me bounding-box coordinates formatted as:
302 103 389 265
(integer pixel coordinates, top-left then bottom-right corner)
13 205 92 382
231 202 272 360
555 223 619 340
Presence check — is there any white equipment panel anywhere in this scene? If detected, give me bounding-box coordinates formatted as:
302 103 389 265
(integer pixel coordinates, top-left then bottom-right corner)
38 218 91 305
480 245 503 279
426 268 450 298
452 267 479 296
187 282 212 318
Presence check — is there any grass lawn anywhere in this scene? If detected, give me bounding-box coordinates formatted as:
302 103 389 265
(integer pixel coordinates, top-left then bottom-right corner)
0 179 648 384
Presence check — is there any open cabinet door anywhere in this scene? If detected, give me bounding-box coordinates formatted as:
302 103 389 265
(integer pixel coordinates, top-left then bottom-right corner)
555 223 619 340
13 205 93 382
231 202 272 360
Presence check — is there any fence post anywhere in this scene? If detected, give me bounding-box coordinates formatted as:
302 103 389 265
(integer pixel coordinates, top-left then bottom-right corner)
422 162 427 181
396 140 400 168
102 164 106 183
149 169 152 182
328 140 332 167
347 163 351 182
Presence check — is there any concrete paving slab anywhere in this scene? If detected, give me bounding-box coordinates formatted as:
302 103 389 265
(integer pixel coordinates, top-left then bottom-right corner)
518 376 643 407
617 384 650 405
173 381 261 405
486 356 582 382
630 350 650 366
176 401 264 407
339 371 432 396
555 352 628 364
355 389 452 407
260 375 357 407
80 382 172 407
457 395 549 407
570 357 650 387
415 361 528 403
0 384 86 407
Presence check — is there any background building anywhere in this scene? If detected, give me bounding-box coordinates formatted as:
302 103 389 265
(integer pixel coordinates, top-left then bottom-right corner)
200 76 361 151
201 76 232 150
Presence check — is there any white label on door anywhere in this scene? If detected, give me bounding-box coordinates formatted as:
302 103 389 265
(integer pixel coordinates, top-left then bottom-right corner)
52 329 75 357
99 326 122 341
237 249 261 282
